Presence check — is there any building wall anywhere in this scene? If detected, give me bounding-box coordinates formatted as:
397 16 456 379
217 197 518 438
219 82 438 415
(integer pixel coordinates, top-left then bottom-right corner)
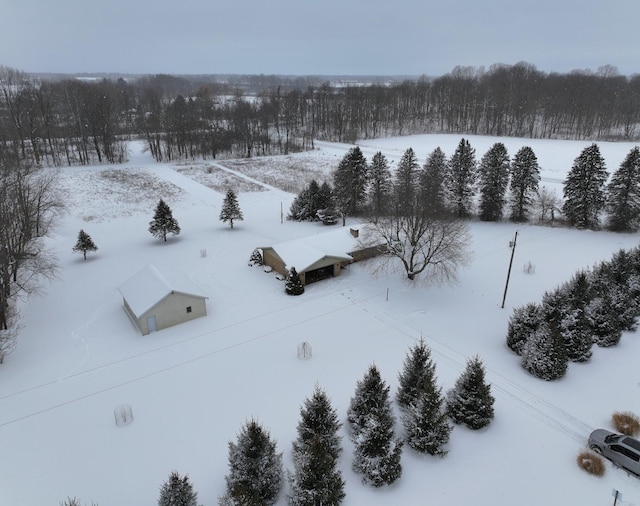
136 293 207 335
262 248 288 276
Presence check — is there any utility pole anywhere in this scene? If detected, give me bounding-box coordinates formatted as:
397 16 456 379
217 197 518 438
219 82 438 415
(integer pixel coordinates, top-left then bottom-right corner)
501 230 518 309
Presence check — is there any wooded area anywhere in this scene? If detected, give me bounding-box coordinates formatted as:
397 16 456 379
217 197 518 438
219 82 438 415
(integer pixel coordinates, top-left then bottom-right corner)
1 62 639 168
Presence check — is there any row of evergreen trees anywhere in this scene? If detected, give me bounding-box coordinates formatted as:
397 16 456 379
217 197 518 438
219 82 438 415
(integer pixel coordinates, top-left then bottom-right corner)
506 247 640 380
289 141 640 232
212 341 494 505
153 342 494 505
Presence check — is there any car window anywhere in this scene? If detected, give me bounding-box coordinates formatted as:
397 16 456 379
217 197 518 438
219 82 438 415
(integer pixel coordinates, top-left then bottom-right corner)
611 444 640 461
623 437 640 452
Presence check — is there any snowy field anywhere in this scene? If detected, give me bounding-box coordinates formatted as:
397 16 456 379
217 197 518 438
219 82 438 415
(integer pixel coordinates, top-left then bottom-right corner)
1 134 640 505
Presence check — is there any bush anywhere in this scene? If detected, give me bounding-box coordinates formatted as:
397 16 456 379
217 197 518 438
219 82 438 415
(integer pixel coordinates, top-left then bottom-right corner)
576 450 605 477
612 411 640 436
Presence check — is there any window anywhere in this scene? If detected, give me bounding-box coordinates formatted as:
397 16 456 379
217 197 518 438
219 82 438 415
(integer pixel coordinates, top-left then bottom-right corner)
186 306 192 313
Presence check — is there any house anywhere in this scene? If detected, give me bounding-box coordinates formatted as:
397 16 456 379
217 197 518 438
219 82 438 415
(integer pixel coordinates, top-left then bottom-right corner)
260 224 386 285
118 264 208 335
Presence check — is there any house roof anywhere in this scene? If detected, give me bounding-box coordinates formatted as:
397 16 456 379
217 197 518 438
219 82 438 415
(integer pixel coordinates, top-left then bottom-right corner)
118 264 207 317
263 224 372 272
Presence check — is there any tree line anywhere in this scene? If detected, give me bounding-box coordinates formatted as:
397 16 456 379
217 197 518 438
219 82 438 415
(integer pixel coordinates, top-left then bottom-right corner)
3 62 640 169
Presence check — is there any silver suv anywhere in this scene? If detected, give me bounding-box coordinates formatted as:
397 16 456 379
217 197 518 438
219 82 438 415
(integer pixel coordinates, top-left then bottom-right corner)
589 429 640 475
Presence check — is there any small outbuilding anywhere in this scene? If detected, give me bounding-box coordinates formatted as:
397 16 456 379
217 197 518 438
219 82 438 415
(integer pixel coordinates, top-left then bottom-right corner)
118 264 208 335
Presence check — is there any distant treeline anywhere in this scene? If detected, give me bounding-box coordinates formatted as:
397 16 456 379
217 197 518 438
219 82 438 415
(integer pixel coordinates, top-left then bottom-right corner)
1 62 639 167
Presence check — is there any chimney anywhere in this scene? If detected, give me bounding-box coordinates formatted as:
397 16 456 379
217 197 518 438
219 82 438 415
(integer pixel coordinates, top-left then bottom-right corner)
350 228 359 238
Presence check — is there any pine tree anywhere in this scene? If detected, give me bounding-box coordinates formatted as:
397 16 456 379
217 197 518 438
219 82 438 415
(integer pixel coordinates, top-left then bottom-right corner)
520 321 568 380
287 386 345 506
563 143 609 229
446 138 477 217
559 271 594 362
72 229 98 260
367 151 392 217
509 146 540 222
446 356 495 430
332 147 369 224
478 143 510 221
285 267 305 295
149 199 181 241
419 147 449 218
396 339 451 455
606 146 640 232
394 147 420 216
158 471 199 506
219 419 283 506
506 302 542 355
219 189 244 229
347 364 403 487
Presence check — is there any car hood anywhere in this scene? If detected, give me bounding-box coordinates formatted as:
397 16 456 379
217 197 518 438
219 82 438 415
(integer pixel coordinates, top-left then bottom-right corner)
589 429 616 446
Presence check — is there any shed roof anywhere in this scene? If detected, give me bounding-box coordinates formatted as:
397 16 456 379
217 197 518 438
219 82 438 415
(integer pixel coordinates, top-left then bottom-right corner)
118 264 207 317
263 224 372 272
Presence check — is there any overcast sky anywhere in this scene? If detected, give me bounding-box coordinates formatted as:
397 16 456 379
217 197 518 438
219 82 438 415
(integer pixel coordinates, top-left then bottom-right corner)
1 0 638 77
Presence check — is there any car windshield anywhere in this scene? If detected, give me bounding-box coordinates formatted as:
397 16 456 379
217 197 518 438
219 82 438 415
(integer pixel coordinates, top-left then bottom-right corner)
605 434 621 444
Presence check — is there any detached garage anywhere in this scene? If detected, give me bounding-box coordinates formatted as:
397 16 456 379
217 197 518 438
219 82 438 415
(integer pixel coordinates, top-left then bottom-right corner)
118 264 208 335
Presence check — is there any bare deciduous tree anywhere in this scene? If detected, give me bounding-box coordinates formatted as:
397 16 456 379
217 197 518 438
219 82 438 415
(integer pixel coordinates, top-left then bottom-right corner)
362 214 471 283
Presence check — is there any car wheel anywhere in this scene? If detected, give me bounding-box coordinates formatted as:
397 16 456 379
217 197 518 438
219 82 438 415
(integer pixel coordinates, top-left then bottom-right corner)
590 445 603 455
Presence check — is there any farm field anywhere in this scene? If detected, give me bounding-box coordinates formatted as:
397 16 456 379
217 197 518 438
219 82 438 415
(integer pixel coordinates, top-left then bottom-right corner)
1 134 640 505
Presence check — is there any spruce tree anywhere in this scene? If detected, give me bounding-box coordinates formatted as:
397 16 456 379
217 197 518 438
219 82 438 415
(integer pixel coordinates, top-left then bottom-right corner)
367 151 392 217
563 143 609 229
72 229 98 260
559 271 594 362
478 143 510 221
287 386 345 506
219 419 283 506
520 321 568 380
149 199 181 241
606 146 640 232
285 267 305 295
396 339 451 455
446 356 495 430
332 147 369 224
419 147 449 218
509 146 540 222
158 471 199 506
347 364 403 487
446 138 477 217
394 147 420 216
506 302 542 355
219 189 244 229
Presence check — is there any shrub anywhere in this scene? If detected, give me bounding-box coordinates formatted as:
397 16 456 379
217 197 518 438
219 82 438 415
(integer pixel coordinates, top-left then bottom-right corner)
612 411 640 436
576 450 605 477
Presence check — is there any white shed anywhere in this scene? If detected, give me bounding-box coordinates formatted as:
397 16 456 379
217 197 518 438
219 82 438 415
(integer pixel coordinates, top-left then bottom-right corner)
118 264 208 335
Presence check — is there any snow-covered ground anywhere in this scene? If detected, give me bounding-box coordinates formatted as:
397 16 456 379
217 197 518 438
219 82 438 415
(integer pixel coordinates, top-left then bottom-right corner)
1 134 640 505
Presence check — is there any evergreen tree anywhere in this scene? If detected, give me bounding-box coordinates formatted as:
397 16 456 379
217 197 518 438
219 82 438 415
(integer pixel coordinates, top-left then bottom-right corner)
563 143 609 229
478 143 510 221
446 356 495 430
285 267 305 295
506 302 542 355
520 321 568 380
559 271 594 362
606 146 640 232
509 146 540 222
220 189 244 229
158 471 199 506
419 147 449 218
72 229 98 260
396 339 451 455
287 386 345 506
219 419 283 506
446 138 477 217
347 364 403 487
149 199 181 241
367 151 392 217
394 147 420 216
332 147 369 224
